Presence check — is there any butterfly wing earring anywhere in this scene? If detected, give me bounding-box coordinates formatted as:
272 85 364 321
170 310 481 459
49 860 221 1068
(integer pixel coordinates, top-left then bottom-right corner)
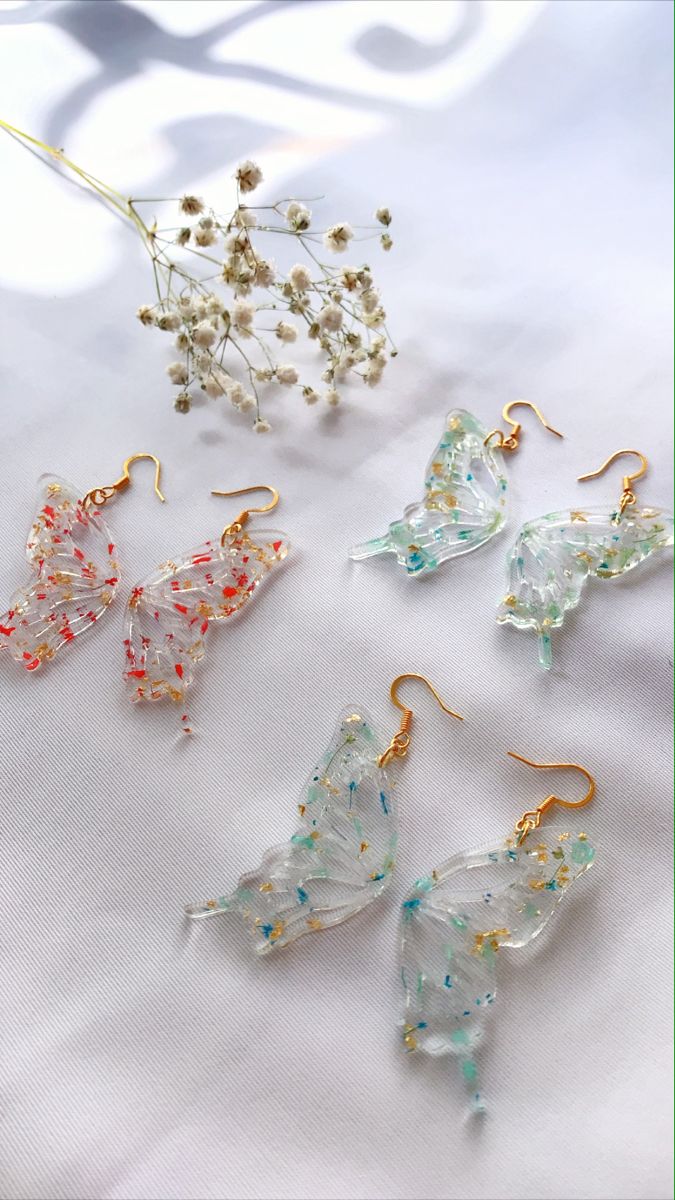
0 454 164 671
399 752 597 1113
349 402 562 577
185 674 464 952
123 485 289 730
497 449 674 667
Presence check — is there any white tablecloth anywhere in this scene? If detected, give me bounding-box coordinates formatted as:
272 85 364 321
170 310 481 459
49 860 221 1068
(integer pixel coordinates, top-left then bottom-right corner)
0 3 672 1198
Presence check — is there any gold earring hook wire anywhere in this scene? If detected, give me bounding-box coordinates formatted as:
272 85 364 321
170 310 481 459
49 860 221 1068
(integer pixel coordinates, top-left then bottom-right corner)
212 484 280 546
483 400 564 454
82 453 165 509
508 751 596 843
378 673 464 768
578 448 648 516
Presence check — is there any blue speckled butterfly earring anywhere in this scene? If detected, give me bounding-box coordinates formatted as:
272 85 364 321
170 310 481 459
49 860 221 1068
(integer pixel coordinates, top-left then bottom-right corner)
497 447 674 668
185 673 464 952
399 751 597 1114
349 401 563 577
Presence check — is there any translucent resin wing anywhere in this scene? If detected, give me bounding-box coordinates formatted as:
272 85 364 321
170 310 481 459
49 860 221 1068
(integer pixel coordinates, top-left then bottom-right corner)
349 409 508 575
400 827 595 1110
497 504 673 667
123 528 289 706
0 475 119 671
186 709 396 953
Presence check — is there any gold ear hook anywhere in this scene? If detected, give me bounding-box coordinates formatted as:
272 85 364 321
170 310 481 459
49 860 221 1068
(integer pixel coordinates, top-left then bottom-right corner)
508 751 596 843
378 673 464 768
212 484 279 545
82 453 165 508
483 400 564 453
578 448 648 516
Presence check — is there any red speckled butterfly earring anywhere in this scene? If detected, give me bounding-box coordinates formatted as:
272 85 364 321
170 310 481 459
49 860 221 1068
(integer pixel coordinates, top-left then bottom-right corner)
0 453 164 672
122 484 290 732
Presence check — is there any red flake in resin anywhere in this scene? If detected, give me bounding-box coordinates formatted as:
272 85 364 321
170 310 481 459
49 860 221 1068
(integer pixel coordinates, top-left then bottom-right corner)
121 520 289 713
105 577 118 586
108 543 115 555
128 669 146 678
272 541 282 552
0 624 15 636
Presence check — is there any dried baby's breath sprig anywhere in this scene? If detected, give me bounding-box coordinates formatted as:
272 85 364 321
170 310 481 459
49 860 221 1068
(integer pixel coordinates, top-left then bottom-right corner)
0 120 397 432
134 172 395 428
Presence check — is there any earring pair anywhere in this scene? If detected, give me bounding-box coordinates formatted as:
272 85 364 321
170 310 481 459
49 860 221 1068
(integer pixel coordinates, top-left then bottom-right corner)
349 403 673 668
0 458 289 726
186 674 597 1111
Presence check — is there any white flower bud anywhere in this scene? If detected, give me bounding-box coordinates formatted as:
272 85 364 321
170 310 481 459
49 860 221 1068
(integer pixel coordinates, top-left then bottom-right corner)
233 300 255 328
276 364 299 386
166 362 189 385
275 321 298 343
193 320 218 348
323 223 353 253
236 160 263 193
317 304 343 333
289 263 312 292
157 311 182 332
179 196 204 215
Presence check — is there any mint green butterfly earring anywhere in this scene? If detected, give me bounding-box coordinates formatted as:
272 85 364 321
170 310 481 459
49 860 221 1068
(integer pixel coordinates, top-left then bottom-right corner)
497 448 673 667
399 751 597 1113
349 401 563 577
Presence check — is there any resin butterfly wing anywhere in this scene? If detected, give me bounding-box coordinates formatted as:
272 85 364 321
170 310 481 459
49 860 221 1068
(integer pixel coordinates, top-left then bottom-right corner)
123 527 289 703
400 828 595 1106
497 505 674 666
0 475 119 671
186 708 397 953
349 409 508 575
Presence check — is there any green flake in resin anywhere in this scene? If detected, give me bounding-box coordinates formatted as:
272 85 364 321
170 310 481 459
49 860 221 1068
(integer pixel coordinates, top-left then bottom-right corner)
571 838 595 866
349 409 509 575
497 505 673 667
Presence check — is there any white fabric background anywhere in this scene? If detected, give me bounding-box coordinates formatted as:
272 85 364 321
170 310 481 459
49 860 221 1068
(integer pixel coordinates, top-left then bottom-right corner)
0 2 672 1199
